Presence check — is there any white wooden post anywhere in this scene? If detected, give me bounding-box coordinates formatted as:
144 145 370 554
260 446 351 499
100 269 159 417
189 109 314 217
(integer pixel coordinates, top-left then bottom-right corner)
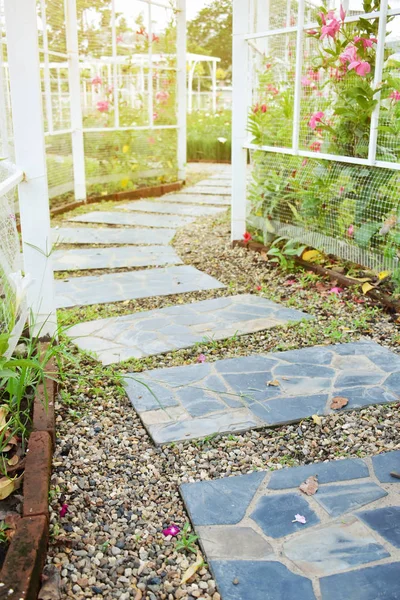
292 0 305 152
231 0 250 241
148 3 154 128
4 0 57 337
65 0 87 201
188 61 195 114
0 30 9 158
176 0 187 181
212 60 217 113
111 0 120 128
40 0 54 134
368 0 388 165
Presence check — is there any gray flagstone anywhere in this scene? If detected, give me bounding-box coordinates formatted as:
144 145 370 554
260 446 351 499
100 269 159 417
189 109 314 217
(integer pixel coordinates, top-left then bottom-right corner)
51 227 176 246
69 211 194 229
119 200 226 217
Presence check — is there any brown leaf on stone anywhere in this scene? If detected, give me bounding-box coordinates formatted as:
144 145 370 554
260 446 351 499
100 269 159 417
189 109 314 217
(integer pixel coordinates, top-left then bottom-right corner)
267 379 280 387
299 475 319 496
331 396 349 410
39 565 61 600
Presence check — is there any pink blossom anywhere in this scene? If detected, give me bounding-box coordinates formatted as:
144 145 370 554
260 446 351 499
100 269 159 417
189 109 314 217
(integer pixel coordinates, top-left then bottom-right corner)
256 285 262 291
153 111 159 120
152 33 160 43
390 90 400 102
301 76 313 87
116 35 123 44
197 354 207 363
162 524 180 537
147 136 155 144
97 100 109 112
320 17 341 40
339 186 345 194
261 103 267 113
292 514 307 524
318 11 327 25
329 286 343 295
243 231 252 242
301 159 308 167
307 29 318 35
309 140 322 152
348 59 371 76
156 90 170 104
266 84 279 95
340 45 357 65
354 36 377 48
308 69 320 81
265 62 272 69
283 279 297 286
347 224 354 237
340 4 346 21
92 75 102 85
308 111 324 130
59 504 68 518
253 103 260 113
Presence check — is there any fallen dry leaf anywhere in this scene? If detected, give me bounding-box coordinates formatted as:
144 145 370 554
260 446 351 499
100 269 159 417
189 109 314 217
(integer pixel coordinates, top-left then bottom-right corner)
302 249 323 263
378 270 390 280
0 407 8 432
331 396 349 410
312 414 322 426
38 565 61 600
181 552 203 584
7 455 19 467
0 474 23 500
4 512 21 541
362 282 374 294
299 475 319 496
267 380 280 387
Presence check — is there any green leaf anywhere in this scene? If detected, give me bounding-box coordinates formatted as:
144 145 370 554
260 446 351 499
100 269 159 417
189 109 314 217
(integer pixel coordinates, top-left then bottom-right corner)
354 222 381 249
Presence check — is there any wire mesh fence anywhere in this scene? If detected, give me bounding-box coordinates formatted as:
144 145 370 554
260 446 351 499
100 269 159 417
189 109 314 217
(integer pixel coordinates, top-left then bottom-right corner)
243 0 400 271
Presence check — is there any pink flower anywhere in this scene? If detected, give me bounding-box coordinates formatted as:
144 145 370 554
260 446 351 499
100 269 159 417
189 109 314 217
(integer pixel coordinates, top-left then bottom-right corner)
266 84 279 95
301 159 308 167
153 112 159 120
308 111 324 130
309 140 322 152
92 75 102 85
301 76 313 87
307 29 318 35
256 285 262 291
197 354 206 363
390 90 400 102
116 35 123 44
265 62 272 69
318 11 327 25
340 45 357 65
243 232 252 242
156 90 170 104
59 504 68 518
292 514 307 524
152 33 159 43
253 103 259 113
348 59 371 76
147 136 155 145
162 524 180 537
329 286 343 295
320 17 341 40
354 36 377 48
97 100 109 112
261 104 267 113
283 279 297 286
340 4 346 21
308 69 320 81
347 224 354 237
339 186 345 194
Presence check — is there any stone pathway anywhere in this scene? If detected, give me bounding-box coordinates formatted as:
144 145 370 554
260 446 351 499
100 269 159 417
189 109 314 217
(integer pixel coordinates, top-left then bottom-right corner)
178 186 231 196
180 450 400 600
52 245 182 272
52 226 176 245
119 200 226 217
154 194 230 205
69 210 195 229
55 265 224 309
123 341 400 444
67 294 311 365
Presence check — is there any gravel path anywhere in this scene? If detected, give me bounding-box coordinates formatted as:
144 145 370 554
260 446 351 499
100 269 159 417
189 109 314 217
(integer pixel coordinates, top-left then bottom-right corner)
48 167 400 599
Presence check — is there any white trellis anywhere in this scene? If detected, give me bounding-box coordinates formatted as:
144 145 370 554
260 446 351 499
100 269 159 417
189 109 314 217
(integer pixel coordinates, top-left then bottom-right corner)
232 0 400 270
0 0 189 337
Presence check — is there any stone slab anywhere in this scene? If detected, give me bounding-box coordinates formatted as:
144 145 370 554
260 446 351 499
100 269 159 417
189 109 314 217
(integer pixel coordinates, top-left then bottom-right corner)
52 227 176 246
284 517 389 576
119 200 226 217
52 246 183 271
160 193 230 206
69 210 194 229
313 482 387 517
197 179 232 187
55 265 224 309
67 294 311 365
180 186 231 195
125 341 399 445
372 450 400 482
268 458 370 489
319 562 400 600
180 451 400 600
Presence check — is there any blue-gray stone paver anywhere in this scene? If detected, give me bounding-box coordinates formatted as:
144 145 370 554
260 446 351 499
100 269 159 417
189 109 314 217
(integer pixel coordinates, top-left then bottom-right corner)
69 210 195 229
124 341 399 445
55 265 225 309
314 482 387 517
250 493 319 537
358 506 400 548
319 562 400 600
180 451 400 600
372 450 400 482
51 226 176 246
180 471 265 526
159 193 230 206
119 200 226 217
52 245 182 271
179 186 231 196
67 294 312 366
210 561 316 600
196 179 232 187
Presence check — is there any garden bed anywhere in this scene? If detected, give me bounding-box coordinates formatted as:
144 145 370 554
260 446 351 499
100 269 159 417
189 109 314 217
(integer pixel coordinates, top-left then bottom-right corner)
0 346 56 600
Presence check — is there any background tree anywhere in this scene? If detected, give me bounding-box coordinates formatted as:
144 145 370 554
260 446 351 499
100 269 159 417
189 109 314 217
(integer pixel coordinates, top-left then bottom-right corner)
187 0 232 72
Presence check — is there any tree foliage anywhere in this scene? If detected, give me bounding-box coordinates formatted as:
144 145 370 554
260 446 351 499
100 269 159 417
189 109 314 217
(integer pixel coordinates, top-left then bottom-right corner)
187 0 232 71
